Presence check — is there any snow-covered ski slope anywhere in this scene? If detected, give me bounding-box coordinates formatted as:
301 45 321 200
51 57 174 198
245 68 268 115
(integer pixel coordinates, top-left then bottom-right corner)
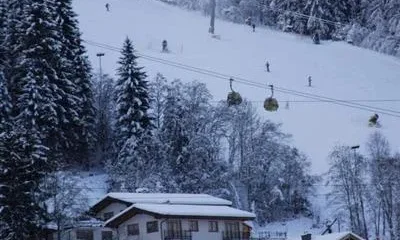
74 0 400 174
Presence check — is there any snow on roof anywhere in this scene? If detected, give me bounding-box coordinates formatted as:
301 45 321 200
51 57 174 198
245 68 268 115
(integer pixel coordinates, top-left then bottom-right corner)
105 203 256 227
244 220 255 229
298 232 365 240
134 203 256 218
92 192 232 211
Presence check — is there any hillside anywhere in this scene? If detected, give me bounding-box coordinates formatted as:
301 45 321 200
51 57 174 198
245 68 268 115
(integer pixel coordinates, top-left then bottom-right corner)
74 0 400 175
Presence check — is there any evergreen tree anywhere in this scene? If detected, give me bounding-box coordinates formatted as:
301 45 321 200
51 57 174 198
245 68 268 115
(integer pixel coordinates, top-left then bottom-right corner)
0 129 48 240
54 0 96 164
0 64 49 240
272 0 308 34
2 0 26 94
0 71 12 132
304 0 335 38
9 0 71 163
0 0 7 69
115 38 150 150
72 49 96 165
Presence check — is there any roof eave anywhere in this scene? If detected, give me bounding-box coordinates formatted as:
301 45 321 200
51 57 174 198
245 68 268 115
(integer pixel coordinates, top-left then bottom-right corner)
105 207 255 228
90 196 132 214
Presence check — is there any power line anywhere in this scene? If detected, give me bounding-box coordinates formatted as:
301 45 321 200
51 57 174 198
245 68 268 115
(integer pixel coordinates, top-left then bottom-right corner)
210 99 400 103
82 39 400 118
265 5 345 27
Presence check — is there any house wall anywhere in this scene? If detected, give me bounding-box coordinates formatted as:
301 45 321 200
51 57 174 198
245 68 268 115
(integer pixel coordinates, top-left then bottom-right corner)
117 214 161 240
96 202 130 220
181 218 246 240
116 214 247 240
52 226 116 240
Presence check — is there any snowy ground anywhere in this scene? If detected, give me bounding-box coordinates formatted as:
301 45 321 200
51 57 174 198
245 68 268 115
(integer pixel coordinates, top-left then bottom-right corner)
257 217 324 239
73 0 400 175
76 171 109 206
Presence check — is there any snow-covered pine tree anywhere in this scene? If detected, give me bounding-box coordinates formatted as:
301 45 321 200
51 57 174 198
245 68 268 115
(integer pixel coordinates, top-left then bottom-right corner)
304 0 335 38
70 43 96 166
115 37 151 150
272 0 308 34
0 129 48 240
361 0 400 56
0 71 12 132
0 0 7 69
54 0 96 165
331 0 354 24
9 0 70 163
2 0 27 93
0 68 49 240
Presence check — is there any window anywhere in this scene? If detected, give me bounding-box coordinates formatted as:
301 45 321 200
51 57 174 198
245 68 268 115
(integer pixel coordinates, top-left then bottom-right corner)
147 221 159 233
101 231 113 240
127 223 140 236
208 221 218 232
225 222 240 239
76 229 94 240
225 222 240 232
189 220 198 232
103 212 114 220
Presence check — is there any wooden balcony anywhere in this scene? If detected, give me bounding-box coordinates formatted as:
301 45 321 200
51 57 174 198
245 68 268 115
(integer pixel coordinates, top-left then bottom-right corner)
163 230 192 240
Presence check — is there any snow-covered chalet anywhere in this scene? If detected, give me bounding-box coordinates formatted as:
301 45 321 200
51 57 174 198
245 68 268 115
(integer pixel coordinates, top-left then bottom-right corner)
53 193 255 240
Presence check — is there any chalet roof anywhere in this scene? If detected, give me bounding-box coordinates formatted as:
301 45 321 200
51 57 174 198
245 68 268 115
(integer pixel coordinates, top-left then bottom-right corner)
105 203 256 228
306 232 365 240
91 193 232 213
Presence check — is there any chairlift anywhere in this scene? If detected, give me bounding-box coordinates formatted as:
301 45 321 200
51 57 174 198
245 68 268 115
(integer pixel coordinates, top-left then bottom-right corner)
227 78 242 106
264 84 279 111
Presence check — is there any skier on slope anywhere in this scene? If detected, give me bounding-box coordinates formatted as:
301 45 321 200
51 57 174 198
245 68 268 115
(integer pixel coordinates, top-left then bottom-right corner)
265 61 270 72
369 113 379 127
252 23 256 32
162 40 168 52
105 3 110 11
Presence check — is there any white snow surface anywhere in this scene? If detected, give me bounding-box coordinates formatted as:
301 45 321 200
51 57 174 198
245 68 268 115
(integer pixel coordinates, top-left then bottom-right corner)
95 192 232 206
78 171 109 206
106 203 256 225
310 232 365 240
74 0 400 174
258 217 323 239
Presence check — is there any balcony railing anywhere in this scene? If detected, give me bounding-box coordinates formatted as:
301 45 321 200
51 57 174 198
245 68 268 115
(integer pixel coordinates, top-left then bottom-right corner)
222 231 251 240
163 230 192 240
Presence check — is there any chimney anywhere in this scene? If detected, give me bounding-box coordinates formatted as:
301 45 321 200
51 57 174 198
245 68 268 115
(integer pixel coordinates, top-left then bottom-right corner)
302 234 312 240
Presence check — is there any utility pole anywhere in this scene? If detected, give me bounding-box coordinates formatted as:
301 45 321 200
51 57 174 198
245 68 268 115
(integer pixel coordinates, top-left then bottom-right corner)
96 52 105 80
96 53 105 122
209 0 216 34
96 52 105 104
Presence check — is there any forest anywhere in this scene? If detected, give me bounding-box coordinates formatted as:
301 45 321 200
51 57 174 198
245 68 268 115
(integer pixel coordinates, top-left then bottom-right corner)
166 0 400 57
